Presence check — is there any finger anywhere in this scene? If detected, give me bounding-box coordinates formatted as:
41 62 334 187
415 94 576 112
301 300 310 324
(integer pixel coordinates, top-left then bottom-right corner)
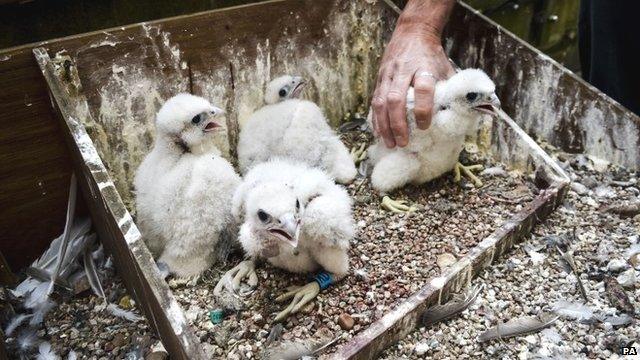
413 73 437 130
445 62 457 77
368 112 378 136
372 72 395 148
387 74 412 147
373 95 394 148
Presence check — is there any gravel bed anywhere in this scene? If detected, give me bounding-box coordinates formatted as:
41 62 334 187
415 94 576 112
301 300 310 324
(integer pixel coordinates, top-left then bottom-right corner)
8 136 572 360
4 270 159 360
46 286 157 360
380 150 640 359
170 132 540 359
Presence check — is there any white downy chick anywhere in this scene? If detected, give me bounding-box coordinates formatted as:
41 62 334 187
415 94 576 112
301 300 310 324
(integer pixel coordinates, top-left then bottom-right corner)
237 75 357 184
367 69 500 193
216 159 354 321
135 93 241 278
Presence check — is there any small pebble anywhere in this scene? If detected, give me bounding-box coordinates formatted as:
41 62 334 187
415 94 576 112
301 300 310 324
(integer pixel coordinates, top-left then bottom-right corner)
414 342 430 355
437 253 457 269
607 259 628 272
570 182 589 195
338 313 355 330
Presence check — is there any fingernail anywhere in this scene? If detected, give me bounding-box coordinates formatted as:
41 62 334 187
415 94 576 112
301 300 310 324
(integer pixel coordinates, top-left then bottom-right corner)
384 139 395 148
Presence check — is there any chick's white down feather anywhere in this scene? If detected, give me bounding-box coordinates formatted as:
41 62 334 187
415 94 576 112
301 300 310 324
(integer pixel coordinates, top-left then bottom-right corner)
135 93 240 277
234 159 354 277
238 75 357 184
367 69 499 192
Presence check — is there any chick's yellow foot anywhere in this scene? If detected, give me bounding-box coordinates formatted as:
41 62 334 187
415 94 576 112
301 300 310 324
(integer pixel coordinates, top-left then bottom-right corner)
454 162 484 187
273 281 320 322
350 143 367 165
214 260 258 296
381 195 417 213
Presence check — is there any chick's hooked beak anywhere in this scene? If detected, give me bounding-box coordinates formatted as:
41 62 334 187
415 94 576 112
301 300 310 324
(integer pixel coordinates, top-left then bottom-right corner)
290 76 306 99
268 212 300 248
203 106 225 132
473 93 501 116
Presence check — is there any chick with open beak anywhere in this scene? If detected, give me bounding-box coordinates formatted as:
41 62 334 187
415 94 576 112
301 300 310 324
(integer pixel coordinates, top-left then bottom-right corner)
135 94 240 279
367 69 502 213
257 198 303 258
172 103 226 154
469 92 501 116
214 159 354 322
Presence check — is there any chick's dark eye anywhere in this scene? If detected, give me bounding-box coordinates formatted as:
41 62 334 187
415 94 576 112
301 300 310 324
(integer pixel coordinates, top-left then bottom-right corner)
466 92 479 102
257 209 269 223
278 89 287 97
191 114 202 124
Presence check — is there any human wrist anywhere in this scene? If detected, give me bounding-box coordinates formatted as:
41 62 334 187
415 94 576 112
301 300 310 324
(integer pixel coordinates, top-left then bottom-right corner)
395 0 454 43
396 14 443 43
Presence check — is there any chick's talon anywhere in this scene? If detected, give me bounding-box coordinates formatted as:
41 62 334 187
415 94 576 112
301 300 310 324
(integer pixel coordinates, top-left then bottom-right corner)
273 281 320 322
214 260 257 296
380 195 417 213
350 143 367 164
454 162 484 187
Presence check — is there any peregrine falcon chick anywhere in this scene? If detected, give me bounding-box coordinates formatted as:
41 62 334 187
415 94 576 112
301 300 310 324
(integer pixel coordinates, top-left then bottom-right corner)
368 69 501 212
135 94 240 278
215 159 355 322
237 75 357 184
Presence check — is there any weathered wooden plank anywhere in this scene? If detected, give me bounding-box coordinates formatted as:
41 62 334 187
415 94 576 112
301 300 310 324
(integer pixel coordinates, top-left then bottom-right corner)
0 0 262 49
33 47 206 360
0 46 73 270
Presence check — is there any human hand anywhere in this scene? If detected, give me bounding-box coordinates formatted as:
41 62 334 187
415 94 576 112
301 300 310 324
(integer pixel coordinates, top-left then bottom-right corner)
372 12 455 148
